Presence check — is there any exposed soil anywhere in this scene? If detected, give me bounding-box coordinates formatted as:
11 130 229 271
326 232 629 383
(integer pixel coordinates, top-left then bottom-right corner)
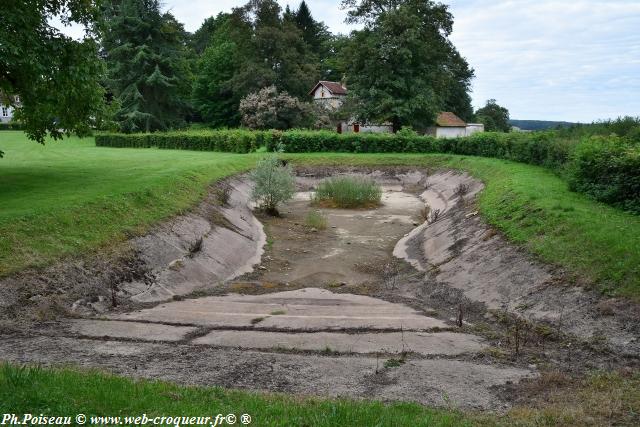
0 167 638 413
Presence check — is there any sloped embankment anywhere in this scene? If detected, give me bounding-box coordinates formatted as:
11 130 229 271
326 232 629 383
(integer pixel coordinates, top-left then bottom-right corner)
0 176 266 320
394 171 639 356
120 177 266 302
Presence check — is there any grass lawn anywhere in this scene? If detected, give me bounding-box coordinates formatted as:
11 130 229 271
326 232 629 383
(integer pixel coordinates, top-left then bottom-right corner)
1 364 638 427
1 131 638 299
0 132 257 276
0 364 470 427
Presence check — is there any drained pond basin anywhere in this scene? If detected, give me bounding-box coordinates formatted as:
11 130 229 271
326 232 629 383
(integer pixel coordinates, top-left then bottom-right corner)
1 167 637 411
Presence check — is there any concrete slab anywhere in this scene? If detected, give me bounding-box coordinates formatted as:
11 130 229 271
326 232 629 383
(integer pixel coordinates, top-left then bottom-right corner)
69 319 197 342
0 334 535 410
393 171 484 270
257 315 444 331
115 288 448 330
193 330 486 355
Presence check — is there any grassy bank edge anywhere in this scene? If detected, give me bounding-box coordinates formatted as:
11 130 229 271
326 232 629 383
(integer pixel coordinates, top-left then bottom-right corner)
0 363 470 427
2 363 638 427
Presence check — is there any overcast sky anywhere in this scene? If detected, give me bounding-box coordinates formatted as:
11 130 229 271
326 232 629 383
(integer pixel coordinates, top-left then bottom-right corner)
62 0 640 122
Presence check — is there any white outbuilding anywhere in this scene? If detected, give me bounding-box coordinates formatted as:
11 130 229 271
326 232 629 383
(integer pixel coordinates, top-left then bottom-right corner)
428 112 485 138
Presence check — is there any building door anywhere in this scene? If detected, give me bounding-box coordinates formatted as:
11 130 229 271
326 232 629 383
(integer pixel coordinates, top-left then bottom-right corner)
353 123 360 133
337 123 342 134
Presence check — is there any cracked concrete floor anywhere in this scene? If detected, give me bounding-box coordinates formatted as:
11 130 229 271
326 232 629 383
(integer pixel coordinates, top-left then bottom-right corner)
5 287 533 410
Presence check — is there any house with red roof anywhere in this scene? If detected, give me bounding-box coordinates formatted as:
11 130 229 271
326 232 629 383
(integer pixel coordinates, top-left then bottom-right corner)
309 81 484 137
309 81 392 134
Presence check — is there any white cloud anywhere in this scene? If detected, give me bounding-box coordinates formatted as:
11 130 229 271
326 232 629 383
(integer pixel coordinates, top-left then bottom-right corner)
447 0 640 121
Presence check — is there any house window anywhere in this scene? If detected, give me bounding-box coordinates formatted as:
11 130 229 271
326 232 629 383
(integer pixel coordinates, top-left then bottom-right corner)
1 107 8 117
321 88 325 98
14 95 20 103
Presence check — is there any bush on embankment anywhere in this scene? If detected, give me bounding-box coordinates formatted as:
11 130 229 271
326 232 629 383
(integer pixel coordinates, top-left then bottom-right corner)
567 136 640 214
95 130 272 154
270 130 640 214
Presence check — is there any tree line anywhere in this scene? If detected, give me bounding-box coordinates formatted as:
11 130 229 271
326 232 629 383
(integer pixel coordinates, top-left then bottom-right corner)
1 0 512 150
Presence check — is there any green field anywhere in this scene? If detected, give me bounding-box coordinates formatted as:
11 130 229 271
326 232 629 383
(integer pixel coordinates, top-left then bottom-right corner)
0 132 256 276
1 131 638 298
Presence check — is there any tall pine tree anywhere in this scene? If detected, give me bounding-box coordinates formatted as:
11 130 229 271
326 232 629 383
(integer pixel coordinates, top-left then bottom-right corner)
294 1 328 52
102 0 192 132
292 1 336 80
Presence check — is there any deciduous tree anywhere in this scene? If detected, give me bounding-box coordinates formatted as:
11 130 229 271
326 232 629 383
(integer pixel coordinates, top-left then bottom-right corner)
239 0 319 98
191 13 229 54
192 0 321 126
0 0 105 154
192 15 246 128
475 99 511 132
341 0 474 132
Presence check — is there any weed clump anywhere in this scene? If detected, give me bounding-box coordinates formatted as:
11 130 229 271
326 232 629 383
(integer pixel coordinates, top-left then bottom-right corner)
305 210 328 230
214 183 231 206
421 204 441 224
455 183 469 197
313 177 382 209
384 358 406 368
188 237 203 257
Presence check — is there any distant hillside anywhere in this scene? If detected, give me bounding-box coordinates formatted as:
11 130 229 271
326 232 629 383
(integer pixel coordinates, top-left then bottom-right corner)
509 120 577 131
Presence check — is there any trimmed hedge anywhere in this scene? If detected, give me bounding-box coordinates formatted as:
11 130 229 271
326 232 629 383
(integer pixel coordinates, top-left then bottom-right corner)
271 130 576 166
0 122 24 131
95 128 639 214
95 130 265 153
270 130 639 214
